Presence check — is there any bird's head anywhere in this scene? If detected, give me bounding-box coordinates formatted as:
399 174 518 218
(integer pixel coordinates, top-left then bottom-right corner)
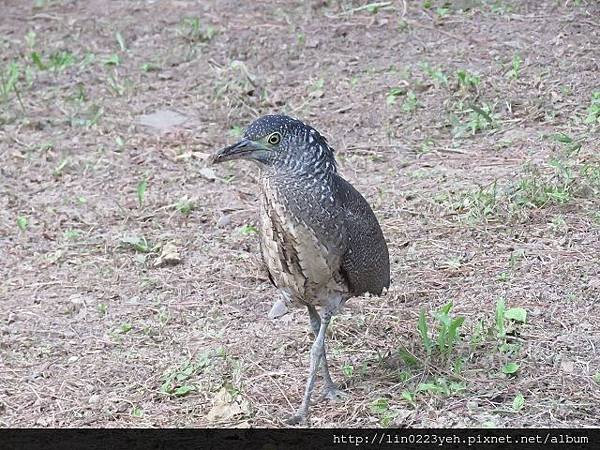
211 115 336 176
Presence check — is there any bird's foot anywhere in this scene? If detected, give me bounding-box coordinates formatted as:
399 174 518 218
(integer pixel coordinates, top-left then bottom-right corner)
321 384 348 402
286 412 308 426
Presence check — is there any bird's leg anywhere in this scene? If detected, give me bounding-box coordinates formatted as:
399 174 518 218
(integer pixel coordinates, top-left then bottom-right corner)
307 305 345 402
287 310 331 425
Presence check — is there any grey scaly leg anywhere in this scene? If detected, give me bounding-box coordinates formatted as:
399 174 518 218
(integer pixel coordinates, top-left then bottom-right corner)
307 305 340 397
287 310 331 425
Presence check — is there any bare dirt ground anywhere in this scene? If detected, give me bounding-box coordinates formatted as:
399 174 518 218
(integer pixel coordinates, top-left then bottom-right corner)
1 0 599 428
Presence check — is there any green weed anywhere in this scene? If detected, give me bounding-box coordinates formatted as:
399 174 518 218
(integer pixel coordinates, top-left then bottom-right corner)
239 224 258 235
175 198 195 215
584 91 600 125
17 216 28 231
418 301 465 360
178 17 216 43
121 235 153 253
160 350 220 397
137 177 148 208
402 91 419 113
386 87 406 105
512 393 525 411
452 103 496 138
506 54 522 79
0 62 24 109
369 398 396 427
456 69 481 91
420 62 448 87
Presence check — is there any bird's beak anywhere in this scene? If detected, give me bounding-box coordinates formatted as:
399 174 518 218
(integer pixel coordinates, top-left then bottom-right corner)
210 139 265 164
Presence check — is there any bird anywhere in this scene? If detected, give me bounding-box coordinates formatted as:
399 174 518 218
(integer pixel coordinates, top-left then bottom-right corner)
211 114 390 424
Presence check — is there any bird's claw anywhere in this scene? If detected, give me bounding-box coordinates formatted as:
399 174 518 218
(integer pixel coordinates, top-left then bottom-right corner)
286 413 308 426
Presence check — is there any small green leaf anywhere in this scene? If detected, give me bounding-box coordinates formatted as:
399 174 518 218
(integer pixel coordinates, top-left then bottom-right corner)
174 385 195 396
398 348 419 368
239 224 258 235
31 51 46 70
341 363 354 377
495 297 506 338
119 323 132 333
512 393 525 411
470 104 493 124
121 235 152 253
104 54 121 66
115 32 127 51
137 177 148 207
417 309 433 355
592 372 600 384
17 216 28 231
502 362 519 374
401 390 416 406
505 307 527 323
369 398 389 415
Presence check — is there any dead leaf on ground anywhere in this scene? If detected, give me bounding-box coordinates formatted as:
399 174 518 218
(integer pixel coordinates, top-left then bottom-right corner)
206 387 251 423
153 242 182 267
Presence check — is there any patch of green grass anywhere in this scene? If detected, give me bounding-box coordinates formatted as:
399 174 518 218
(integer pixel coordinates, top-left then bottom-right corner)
501 362 519 375
137 177 148 208
141 62 161 73
115 32 127 51
121 235 153 253
0 62 24 109
417 377 465 397
53 158 70 177
97 303 108 316
71 104 103 128
369 397 396 427
386 87 406 105
63 229 81 241
506 54 522 79
175 198 195 215
455 69 481 91
512 393 525 412
160 350 221 397
17 216 28 231
106 71 126 96
435 6 450 18
30 50 76 71
465 182 498 220
341 363 354 378
116 322 132 334
452 103 496 138
584 91 600 125
418 301 465 360
178 17 216 43
402 90 419 113
495 296 527 354
420 62 448 87
239 224 258 235
103 54 121 66
512 162 573 208
48 50 75 71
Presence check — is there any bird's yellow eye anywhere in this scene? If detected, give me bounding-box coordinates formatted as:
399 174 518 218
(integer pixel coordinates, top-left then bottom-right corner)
267 132 281 145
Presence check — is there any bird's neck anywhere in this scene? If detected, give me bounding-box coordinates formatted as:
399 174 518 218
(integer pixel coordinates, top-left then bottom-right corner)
261 165 335 191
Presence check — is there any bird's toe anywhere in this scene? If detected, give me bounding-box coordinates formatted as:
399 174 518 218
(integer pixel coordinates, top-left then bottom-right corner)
286 413 308 426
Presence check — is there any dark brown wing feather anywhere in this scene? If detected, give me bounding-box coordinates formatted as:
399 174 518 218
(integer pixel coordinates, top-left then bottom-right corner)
333 174 390 296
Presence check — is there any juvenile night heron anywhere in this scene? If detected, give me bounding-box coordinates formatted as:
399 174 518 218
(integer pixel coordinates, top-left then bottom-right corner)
211 114 390 424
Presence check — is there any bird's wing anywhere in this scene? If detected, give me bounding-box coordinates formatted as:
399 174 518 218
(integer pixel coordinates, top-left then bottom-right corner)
333 174 390 296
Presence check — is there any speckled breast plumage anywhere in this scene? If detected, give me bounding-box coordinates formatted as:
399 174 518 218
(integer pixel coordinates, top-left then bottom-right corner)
258 175 350 311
